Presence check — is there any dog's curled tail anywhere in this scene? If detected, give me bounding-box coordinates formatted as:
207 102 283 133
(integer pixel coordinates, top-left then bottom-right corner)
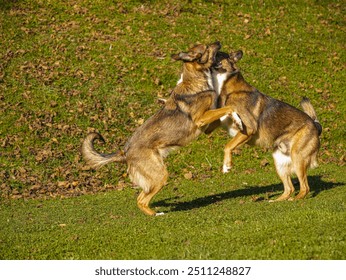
81 132 126 169
300 97 322 136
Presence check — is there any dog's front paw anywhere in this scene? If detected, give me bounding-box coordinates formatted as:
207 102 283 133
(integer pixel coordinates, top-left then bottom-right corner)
155 212 165 216
222 164 232 173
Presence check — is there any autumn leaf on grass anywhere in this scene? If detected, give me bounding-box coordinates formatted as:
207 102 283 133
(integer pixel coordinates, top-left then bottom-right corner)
183 171 193 180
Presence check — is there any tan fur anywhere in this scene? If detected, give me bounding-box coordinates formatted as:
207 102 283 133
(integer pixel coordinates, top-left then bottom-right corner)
212 51 322 201
82 42 233 216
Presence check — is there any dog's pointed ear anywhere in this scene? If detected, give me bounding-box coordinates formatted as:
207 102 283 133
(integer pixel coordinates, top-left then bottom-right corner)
198 51 209 64
171 52 202 62
229 50 243 63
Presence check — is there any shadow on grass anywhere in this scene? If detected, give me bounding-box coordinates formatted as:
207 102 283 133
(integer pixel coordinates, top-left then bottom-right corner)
153 176 345 213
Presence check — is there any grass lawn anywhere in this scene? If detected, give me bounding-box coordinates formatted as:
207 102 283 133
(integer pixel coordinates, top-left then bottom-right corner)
0 0 345 259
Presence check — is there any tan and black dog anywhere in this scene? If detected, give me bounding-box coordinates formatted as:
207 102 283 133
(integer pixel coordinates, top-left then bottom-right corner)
82 42 233 216
212 50 322 201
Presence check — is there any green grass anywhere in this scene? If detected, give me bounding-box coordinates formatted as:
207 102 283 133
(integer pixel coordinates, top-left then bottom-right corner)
1 163 345 259
0 0 345 259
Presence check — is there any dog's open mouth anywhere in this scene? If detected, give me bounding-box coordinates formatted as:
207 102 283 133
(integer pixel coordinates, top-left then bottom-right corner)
212 51 229 69
206 41 221 65
212 61 222 69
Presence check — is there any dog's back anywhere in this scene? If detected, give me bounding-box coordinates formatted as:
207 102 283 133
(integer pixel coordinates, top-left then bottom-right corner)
251 96 320 148
124 96 204 156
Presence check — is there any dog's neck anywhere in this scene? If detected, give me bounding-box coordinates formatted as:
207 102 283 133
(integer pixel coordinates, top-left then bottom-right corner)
217 71 253 95
175 67 213 94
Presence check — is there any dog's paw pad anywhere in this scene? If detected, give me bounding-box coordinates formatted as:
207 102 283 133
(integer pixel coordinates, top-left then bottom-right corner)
155 212 165 216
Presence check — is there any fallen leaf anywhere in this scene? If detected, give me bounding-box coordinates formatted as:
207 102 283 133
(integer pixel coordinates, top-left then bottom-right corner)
260 159 270 167
184 171 193 180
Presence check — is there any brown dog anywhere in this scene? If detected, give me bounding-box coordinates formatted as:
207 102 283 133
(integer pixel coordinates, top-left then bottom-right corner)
82 42 233 216
212 50 322 201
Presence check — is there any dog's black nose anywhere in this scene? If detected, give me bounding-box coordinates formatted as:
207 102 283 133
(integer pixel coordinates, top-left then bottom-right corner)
211 41 221 48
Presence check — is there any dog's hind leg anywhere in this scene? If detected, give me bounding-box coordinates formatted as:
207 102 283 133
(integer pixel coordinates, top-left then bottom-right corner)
130 153 168 216
291 130 319 200
271 149 295 202
292 149 313 200
137 182 166 216
294 161 310 200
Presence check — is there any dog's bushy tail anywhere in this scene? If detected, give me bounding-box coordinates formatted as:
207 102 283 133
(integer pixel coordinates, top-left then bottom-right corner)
81 132 126 169
300 97 322 136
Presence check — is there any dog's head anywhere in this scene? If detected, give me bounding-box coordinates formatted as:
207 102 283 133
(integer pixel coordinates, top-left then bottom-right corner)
171 41 221 70
213 50 243 75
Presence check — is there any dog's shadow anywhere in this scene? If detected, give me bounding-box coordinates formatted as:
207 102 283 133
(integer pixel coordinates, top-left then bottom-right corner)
153 176 344 213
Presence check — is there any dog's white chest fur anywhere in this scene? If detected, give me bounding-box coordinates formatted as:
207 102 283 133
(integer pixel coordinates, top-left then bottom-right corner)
213 72 228 96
